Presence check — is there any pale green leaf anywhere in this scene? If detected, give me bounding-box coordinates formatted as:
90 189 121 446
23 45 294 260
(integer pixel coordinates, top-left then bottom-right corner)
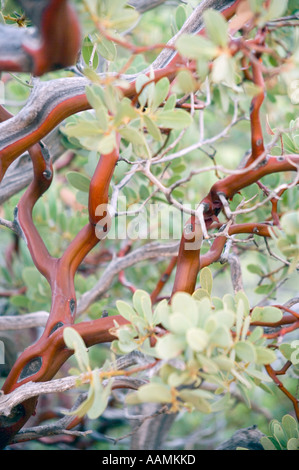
152 77 170 110
186 328 209 352
156 109 192 130
85 84 105 111
251 306 283 323
171 292 198 324
82 36 99 69
176 34 218 60
137 383 173 403
155 333 186 360
175 70 197 94
143 115 162 142
209 325 232 349
116 300 136 321
203 9 228 48
287 438 299 450
246 368 272 382
282 415 299 440
132 290 149 317
234 340 257 363
63 327 90 372
192 288 210 301
119 126 148 146
179 389 212 413
169 312 192 334
255 346 277 365
211 55 236 88
87 374 112 419
200 267 213 295
153 299 171 327
96 34 117 61
260 436 279 450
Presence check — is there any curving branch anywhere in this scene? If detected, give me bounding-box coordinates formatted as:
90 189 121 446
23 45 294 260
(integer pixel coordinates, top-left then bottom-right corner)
0 0 81 76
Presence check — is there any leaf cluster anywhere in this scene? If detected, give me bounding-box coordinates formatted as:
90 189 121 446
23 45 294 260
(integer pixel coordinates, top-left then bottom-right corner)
61 77 192 159
113 268 281 413
261 414 299 450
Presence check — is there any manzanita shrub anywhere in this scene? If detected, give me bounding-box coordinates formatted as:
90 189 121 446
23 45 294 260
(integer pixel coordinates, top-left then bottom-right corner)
0 0 298 451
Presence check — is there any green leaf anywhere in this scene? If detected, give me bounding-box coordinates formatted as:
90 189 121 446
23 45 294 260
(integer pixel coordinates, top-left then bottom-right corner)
63 327 90 372
153 299 171 327
85 84 105 111
152 77 170 110
119 126 148 146
251 306 283 323
156 109 192 130
169 312 192 334
192 288 210 301
247 326 263 344
246 368 272 382
114 97 139 126
260 436 280 450
254 283 273 295
22 267 42 289
186 328 209 352
281 211 299 236
222 294 235 311
66 386 95 418
273 423 288 448
176 34 218 60
10 295 30 309
143 115 162 142
155 333 186 360
200 267 213 295
234 291 250 316
234 341 257 363
179 389 212 413
136 383 173 403
210 393 231 412
211 55 236 88
236 299 245 340
116 300 136 321
97 132 117 154
66 172 91 193
136 74 154 108
82 36 99 69
110 7 139 32
87 373 112 419
139 184 150 200
231 368 252 388
213 355 234 372
279 343 293 360
255 346 277 365
247 263 264 275
267 0 288 21
163 94 177 111
203 9 228 48
209 325 232 349
175 4 187 30
96 34 117 61
175 70 197 94
282 415 299 440
171 292 198 324
141 292 153 323
287 438 299 450
213 310 235 329
132 289 150 319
